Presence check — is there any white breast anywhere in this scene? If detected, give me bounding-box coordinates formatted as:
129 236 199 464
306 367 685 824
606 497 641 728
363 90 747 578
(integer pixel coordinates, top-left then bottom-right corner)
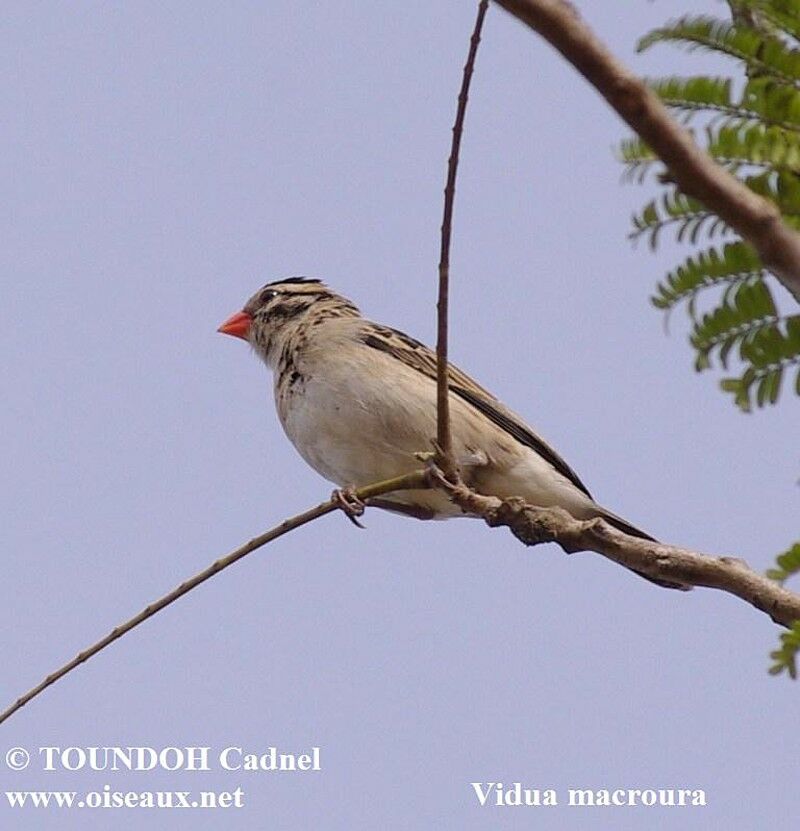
276 342 434 485
270 320 595 521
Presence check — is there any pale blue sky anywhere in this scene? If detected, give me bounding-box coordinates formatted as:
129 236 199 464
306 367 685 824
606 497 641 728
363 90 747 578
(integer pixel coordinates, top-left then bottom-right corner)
1 1 797 828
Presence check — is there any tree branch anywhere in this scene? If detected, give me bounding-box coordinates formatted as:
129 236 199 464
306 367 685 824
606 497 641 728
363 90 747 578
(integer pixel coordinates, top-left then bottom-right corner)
8 0 797 729
0 470 430 727
436 0 490 477
493 0 800 303
6 450 798 728
435 475 800 628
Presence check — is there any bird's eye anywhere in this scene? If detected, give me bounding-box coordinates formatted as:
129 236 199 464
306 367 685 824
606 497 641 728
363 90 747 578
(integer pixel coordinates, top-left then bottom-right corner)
261 289 278 304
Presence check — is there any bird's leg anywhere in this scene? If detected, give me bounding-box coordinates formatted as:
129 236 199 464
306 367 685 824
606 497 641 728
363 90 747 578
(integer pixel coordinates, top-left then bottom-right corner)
331 485 367 529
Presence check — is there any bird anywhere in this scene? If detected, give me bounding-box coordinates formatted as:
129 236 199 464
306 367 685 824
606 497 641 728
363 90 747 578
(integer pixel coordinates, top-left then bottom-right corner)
218 277 686 590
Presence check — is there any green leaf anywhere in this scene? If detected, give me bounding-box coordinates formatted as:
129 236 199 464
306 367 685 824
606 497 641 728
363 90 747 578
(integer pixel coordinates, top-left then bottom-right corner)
650 242 764 312
639 15 800 89
769 620 800 679
750 0 800 45
705 122 800 171
622 4 800 410
631 189 719 248
766 541 800 584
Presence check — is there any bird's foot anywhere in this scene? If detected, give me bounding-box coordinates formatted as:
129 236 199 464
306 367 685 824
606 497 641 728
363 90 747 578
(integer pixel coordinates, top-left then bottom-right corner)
332 486 366 529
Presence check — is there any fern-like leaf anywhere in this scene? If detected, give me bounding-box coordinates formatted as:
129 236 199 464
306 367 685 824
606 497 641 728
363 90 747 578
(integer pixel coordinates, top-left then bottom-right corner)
690 278 778 370
647 75 800 132
639 15 800 89
646 75 735 122
766 541 800 583
718 314 800 409
618 136 659 182
741 77 800 128
623 3 800 411
631 189 723 249
744 168 800 213
651 242 764 314
750 0 800 45
706 121 800 171
769 620 800 678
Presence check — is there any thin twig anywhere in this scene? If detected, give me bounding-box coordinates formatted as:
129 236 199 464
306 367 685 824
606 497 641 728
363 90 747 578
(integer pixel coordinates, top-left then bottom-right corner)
436 0 490 476
493 0 800 304
0 470 429 726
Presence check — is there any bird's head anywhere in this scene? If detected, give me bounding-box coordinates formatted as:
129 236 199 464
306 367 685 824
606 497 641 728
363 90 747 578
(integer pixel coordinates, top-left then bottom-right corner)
218 277 359 366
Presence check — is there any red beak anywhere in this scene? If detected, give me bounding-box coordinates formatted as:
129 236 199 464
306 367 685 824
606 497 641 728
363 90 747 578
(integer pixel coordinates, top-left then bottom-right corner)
217 311 253 340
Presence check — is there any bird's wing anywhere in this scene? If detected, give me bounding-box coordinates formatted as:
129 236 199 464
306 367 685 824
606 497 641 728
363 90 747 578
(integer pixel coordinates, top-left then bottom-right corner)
359 324 594 499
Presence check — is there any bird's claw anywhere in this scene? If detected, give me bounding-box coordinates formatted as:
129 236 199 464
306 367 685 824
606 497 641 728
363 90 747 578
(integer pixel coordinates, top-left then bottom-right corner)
332 486 366 529
414 450 448 486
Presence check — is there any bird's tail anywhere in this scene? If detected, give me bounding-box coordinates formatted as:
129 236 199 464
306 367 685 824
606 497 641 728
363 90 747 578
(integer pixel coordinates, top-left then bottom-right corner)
598 510 691 592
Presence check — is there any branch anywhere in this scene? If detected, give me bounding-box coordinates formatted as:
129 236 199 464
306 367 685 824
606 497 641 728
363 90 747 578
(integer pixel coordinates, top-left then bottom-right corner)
436 0 490 477
6 453 798 728
10 0 797 729
0 470 429 727
438 476 800 628
493 0 800 304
